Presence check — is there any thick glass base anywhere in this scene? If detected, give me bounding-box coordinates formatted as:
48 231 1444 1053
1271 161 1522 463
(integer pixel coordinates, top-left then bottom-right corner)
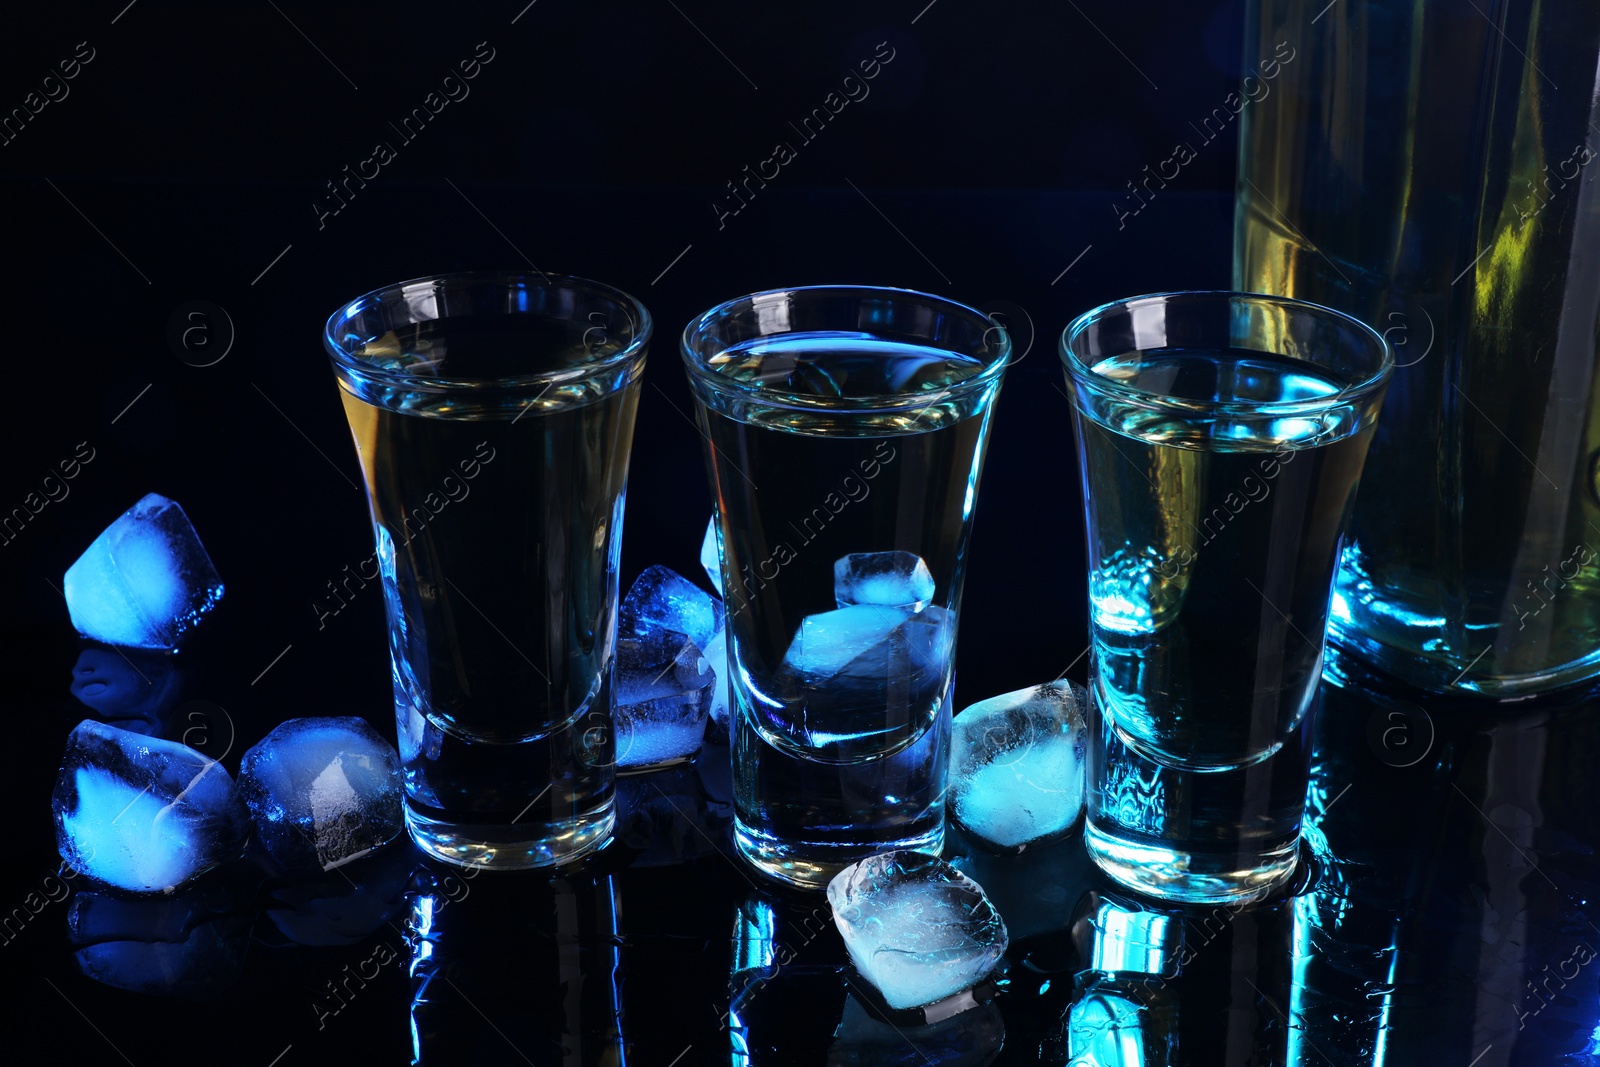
734 817 943 890
1083 681 1311 905
405 803 615 870
731 690 951 891
1083 820 1299 905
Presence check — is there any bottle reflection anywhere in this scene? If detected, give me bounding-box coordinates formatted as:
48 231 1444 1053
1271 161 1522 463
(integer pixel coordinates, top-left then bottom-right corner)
406 863 625 1066
1294 655 1600 1064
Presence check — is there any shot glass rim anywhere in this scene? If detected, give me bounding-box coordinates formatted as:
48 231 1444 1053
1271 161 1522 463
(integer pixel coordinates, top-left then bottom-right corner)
1058 289 1394 416
323 269 653 391
679 283 1012 412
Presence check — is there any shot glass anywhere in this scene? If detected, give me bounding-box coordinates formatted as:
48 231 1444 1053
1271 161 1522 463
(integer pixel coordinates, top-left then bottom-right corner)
1060 290 1391 902
325 271 650 869
682 285 1012 889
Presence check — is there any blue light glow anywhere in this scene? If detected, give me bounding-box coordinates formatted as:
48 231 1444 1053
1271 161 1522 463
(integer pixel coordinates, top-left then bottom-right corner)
62 493 224 650
60 768 208 892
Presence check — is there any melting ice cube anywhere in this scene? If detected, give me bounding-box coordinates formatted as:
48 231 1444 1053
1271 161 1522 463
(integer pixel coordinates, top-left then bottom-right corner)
63 493 224 650
622 564 724 651
700 515 723 596
828 851 1009 1011
615 635 714 769
53 719 249 893
834 551 937 611
949 680 1087 851
238 717 403 875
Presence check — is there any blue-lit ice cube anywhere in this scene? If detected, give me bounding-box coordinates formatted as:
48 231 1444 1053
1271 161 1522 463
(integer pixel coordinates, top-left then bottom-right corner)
786 604 912 678
238 717 403 875
828 851 1009 1011
53 720 249 893
949 680 1087 851
785 604 954 680
834 551 935 611
615 635 714 769
700 515 723 596
63 493 224 650
622 564 724 651
776 604 955 753
624 561 730 736
701 625 731 734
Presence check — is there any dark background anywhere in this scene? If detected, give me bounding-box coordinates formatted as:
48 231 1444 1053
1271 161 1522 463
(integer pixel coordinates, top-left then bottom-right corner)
0 1 1248 1062
1 0 1242 734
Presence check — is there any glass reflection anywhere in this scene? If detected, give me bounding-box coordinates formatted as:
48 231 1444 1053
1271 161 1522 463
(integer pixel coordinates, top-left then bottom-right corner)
728 893 846 1066
1066 894 1181 1067
405 863 625 1066
1063 884 1298 1066
615 760 733 867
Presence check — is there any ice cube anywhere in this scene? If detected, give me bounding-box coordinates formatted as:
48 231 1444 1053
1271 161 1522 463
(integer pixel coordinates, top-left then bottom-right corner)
701 625 731 736
63 493 224 650
828 851 1009 1011
622 564 724 651
615 635 714 769
623 562 730 741
238 717 404 875
785 604 954 681
834 551 936 611
786 604 914 679
949 680 1087 851
53 720 249 893
776 605 954 754
700 515 724 596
